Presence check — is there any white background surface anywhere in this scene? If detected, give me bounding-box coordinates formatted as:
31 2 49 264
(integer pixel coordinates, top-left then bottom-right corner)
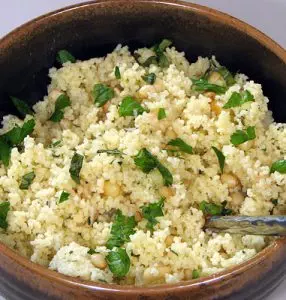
0 1 285 299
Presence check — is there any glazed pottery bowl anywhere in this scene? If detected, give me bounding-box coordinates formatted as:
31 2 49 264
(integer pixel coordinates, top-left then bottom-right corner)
0 1 286 299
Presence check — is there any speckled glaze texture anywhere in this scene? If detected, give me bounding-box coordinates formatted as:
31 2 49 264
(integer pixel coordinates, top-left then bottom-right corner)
0 1 286 299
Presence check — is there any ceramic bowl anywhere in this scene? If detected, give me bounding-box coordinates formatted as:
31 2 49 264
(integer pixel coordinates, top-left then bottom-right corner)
0 1 286 299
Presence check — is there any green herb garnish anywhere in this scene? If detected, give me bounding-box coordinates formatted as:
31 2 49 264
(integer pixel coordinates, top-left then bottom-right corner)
192 269 200 279
19 171 35 190
10 97 33 117
97 149 124 156
141 197 164 231
106 248 130 278
199 200 232 216
270 159 286 174
230 126 256 146
170 249 178 256
134 148 173 186
216 67 236 86
271 199 278 206
69 153 84 184
142 73 156 85
58 191 70 204
119 96 146 117
0 201 10 229
87 249 98 255
115 66 121 79
49 94 71 122
223 90 254 109
56 50 76 64
106 210 136 250
0 119 35 166
158 108 167 120
167 138 193 154
50 140 61 148
92 84 114 107
212 147 225 173
192 78 227 94
143 39 172 68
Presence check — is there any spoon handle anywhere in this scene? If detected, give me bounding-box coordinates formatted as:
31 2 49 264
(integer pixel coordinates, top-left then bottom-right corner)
205 215 286 236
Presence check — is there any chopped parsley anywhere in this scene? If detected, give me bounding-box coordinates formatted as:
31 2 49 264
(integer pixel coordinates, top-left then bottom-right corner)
216 66 236 86
167 138 193 154
87 248 98 255
270 159 286 174
50 140 61 148
49 94 71 122
230 126 256 146
143 39 172 68
106 210 136 250
223 90 254 109
92 84 114 107
119 96 146 117
10 96 33 117
106 248 130 278
0 119 35 166
97 149 124 156
192 269 200 279
271 199 278 206
212 146 225 173
69 153 84 184
199 200 232 216
56 50 76 64
192 78 227 94
141 197 164 231
115 66 121 79
134 148 173 186
19 171 35 190
0 201 10 229
58 191 70 204
142 73 156 85
158 108 167 120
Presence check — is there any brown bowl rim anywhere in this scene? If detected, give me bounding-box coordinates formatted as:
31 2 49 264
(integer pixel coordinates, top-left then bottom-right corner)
1 0 286 296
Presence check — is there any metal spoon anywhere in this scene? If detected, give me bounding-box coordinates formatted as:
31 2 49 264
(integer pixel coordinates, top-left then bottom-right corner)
205 215 286 236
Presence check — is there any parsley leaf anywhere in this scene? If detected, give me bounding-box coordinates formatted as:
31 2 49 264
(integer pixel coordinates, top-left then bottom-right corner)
50 140 61 148
167 138 193 154
92 84 114 107
0 119 35 166
143 39 172 68
58 191 70 204
230 126 256 146
141 198 164 231
10 96 33 117
106 210 136 250
119 96 146 117
192 269 200 279
212 146 225 173
56 50 76 64
0 201 10 229
223 90 254 109
19 171 35 190
106 248 130 278
270 159 286 174
115 66 121 79
97 149 124 156
271 199 278 206
142 73 156 85
69 153 84 184
134 148 173 186
216 67 236 86
0 139 11 167
158 108 167 120
199 200 232 216
49 94 71 122
192 78 227 94
87 248 98 255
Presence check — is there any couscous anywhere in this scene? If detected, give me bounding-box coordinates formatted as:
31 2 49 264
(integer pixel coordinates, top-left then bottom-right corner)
0 40 285 285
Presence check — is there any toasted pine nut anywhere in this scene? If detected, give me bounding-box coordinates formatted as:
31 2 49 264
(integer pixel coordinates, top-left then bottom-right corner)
221 173 241 189
135 211 143 222
165 235 174 247
91 254 107 269
208 71 224 86
230 191 244 207
159 186 175 198
103 181 121 197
